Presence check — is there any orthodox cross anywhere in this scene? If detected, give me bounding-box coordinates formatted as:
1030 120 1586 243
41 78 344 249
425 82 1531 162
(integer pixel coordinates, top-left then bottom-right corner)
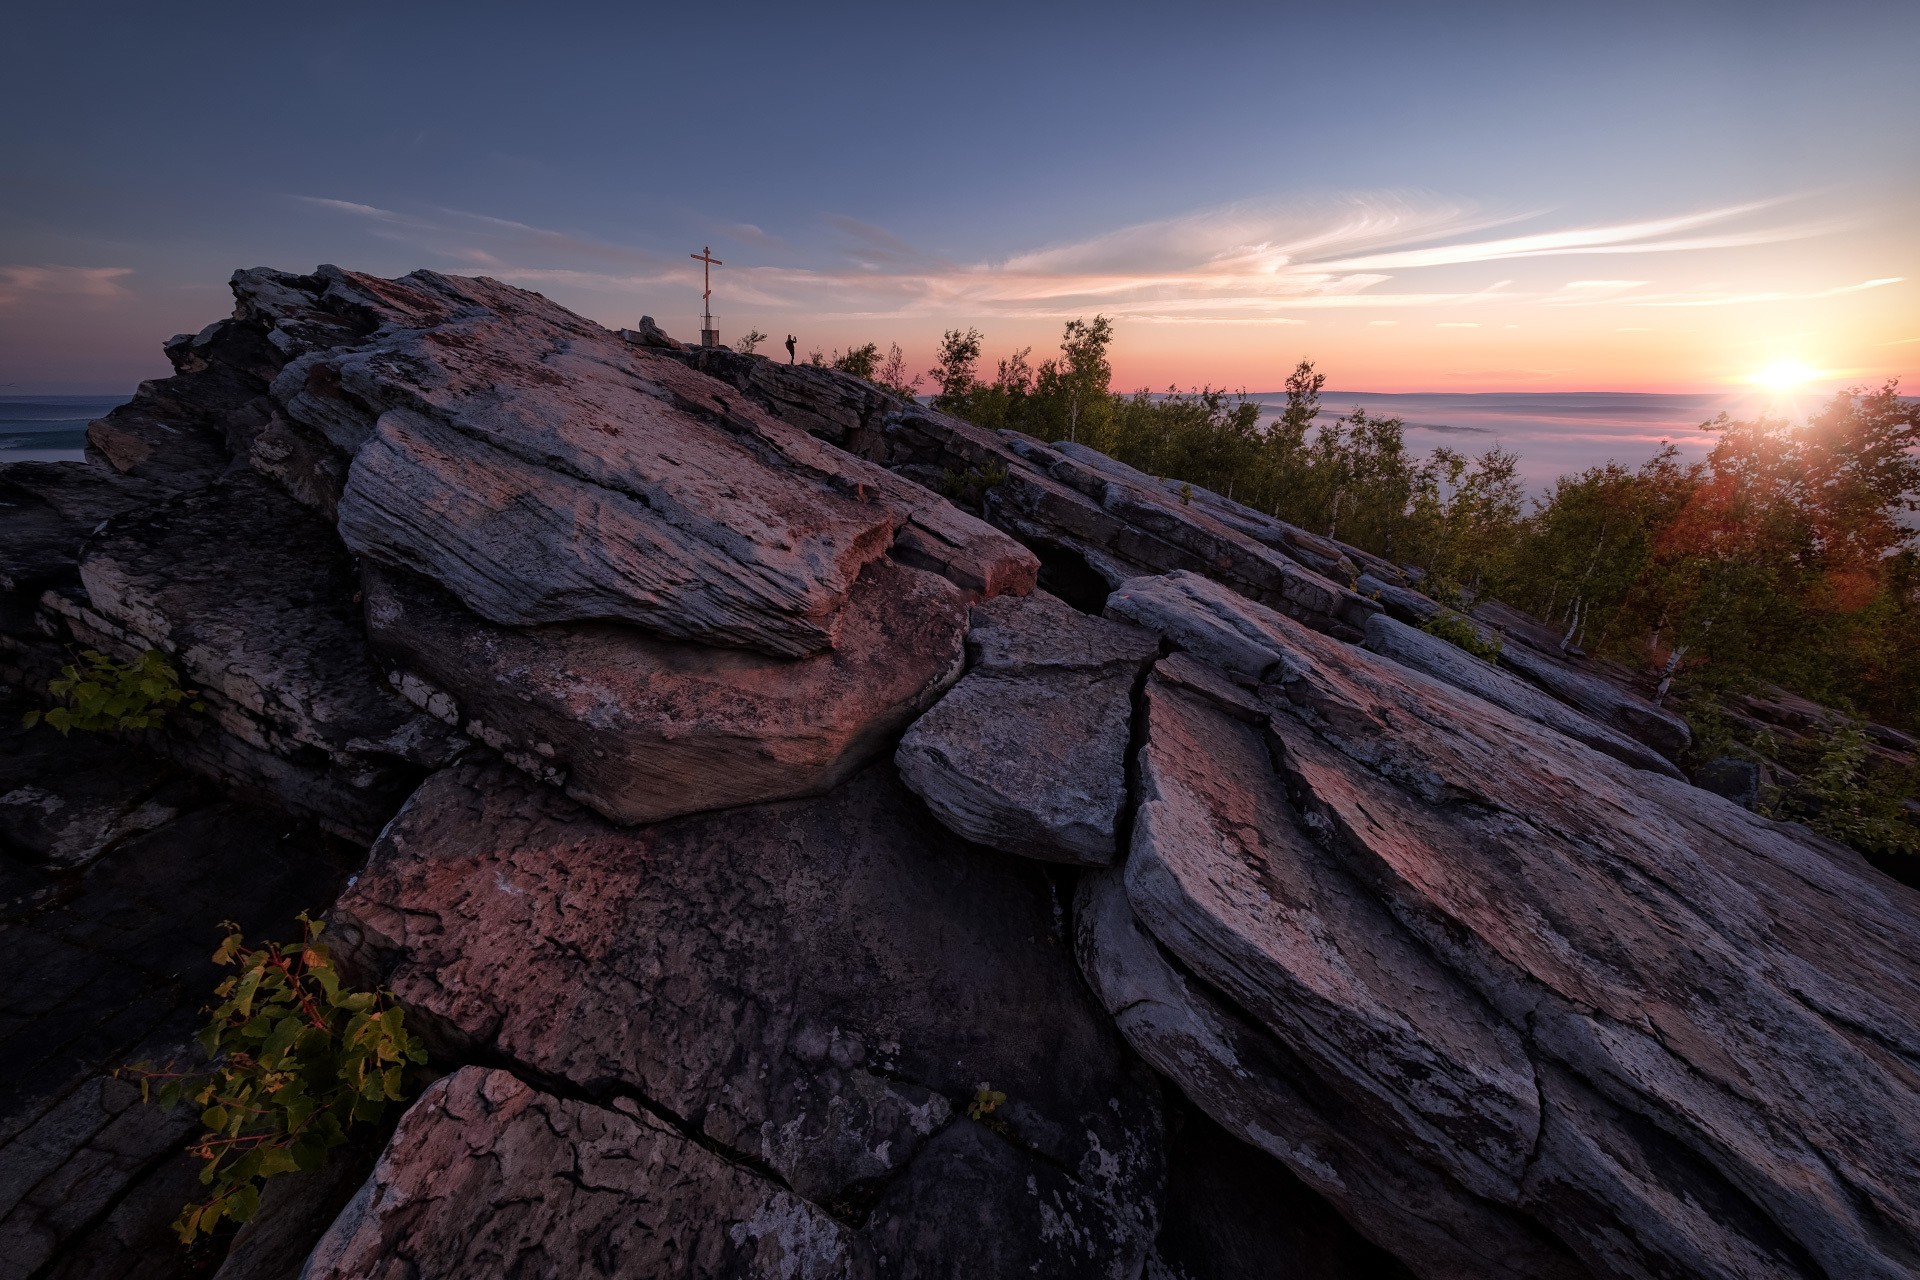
691 245 723 348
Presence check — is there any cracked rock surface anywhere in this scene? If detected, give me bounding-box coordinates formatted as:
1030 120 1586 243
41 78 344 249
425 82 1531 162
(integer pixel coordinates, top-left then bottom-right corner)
1084 570 1920 1278
330 756 1164 1275
303 1066 871 1280
897 592 1158 864
363 555 968 827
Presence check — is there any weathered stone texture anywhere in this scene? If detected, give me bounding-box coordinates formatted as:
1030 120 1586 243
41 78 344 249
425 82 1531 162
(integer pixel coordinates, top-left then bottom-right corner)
1087 569 1920 1278
897 593 1157 864
302 1067 870 1280
331 759 1164 1274
364 556 967 826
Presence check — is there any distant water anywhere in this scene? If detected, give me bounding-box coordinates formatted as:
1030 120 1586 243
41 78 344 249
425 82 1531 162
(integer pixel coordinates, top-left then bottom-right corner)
0 394 128 464
0 388 1814 497
1243 389 1785 495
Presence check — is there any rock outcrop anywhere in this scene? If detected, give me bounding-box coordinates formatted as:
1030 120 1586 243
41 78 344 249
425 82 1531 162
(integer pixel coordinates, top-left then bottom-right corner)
1361 613 1683 778
329 758 1164 1275
364 556 967 825
896 592 1157 864
7 266 1919 1280
1079 570 1920 1279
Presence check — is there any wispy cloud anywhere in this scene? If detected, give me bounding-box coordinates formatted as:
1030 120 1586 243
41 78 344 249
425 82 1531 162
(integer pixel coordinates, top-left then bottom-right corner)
290 190 1880 327
0 265 134 306
1628 277 1904 308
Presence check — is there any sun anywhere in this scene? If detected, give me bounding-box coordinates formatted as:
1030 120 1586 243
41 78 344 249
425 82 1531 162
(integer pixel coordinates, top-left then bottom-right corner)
1749 359 1819 393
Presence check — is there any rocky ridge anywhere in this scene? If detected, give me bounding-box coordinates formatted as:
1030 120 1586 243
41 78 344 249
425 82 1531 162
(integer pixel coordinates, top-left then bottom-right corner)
1 266 1916 1279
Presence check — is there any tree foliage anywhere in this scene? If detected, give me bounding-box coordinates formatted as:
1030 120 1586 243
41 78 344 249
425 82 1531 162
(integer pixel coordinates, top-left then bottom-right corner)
119 915 428 1243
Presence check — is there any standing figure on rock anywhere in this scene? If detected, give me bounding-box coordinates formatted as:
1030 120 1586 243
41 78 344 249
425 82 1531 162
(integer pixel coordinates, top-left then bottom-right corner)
785 333 797 363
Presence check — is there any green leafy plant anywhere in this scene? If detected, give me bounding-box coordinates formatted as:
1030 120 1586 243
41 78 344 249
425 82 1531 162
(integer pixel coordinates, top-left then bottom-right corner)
967 1083 1009 1135
22 648 203 734
118 914 427 1243
1420 609 1503 664
1767 726 1920 858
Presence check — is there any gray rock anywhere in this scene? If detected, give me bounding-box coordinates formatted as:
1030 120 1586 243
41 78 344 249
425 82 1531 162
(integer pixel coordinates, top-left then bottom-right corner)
301 1067 870 1280
330 758 1163 1274
897 593 1157 864
221 267 1033 656
1075 868 1583 1280
1493 637 1692 759
1356 572 1442 626
363 556 968 826
620 314 686 349
1363 613 1684 779
62 471 464 842
1103 569 1316 685
1089 570 1920 1278
1694 754 1762 809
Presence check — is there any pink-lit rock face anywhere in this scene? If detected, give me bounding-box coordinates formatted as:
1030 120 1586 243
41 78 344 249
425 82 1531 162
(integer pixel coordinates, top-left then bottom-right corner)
302 1067 870 1280
363 556 969 826
218 266 1035 658
329 759 1165 1275
1086 570 1920 1280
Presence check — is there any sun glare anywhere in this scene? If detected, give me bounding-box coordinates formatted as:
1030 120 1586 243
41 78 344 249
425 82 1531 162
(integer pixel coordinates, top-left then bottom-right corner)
1750 359 1819 393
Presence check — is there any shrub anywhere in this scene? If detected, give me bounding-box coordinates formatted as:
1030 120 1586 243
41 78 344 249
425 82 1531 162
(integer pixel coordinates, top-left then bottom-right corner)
1420 609 1503 664
22 648 202 734
118 914 427 1243
1768 726 1920 859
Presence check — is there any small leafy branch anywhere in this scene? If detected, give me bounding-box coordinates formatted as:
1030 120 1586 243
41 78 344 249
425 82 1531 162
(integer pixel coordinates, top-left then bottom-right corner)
1420 609 1503 664
22 648 203 734
118 914 427 1243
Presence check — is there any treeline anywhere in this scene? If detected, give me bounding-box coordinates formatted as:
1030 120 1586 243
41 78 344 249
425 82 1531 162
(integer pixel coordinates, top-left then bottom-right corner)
826 316 1920 735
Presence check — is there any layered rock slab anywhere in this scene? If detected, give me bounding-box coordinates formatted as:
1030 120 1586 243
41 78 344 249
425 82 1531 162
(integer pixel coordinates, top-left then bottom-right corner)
58 471 463 842
1075 867 1582 1280
1362 612 1683 779
896 592 1157 864
221 267 1032 656
659 353 1386 637
303 1067 869 1280
1094 569 1920 1279
331 759 1163 1274
364 556 967 826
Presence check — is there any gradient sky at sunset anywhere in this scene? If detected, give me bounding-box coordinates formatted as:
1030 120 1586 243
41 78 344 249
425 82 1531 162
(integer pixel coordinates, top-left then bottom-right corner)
3 0 1915 395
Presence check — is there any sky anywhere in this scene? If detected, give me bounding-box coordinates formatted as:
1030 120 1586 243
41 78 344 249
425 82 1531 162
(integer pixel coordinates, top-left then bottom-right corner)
2 0 1916 397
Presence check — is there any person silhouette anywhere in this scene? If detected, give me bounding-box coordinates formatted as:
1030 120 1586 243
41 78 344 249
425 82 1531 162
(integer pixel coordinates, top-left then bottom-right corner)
785 334 797 364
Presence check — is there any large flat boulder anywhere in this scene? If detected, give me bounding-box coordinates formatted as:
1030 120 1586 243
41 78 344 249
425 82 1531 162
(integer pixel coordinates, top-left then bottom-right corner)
220 267 1032 657
303 1067 870 1280
330 758 1163 1274
1088 570 1920 1279
896 593 1157 864
363 556 968 826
